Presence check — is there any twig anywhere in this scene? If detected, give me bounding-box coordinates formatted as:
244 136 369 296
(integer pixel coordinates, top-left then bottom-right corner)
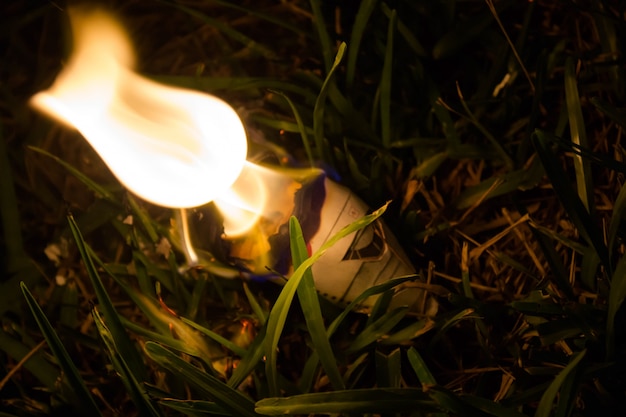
0 340 46 390
485 0 535 93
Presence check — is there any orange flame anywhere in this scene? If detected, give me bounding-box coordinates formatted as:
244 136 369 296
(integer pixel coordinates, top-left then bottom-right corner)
31 9 248 210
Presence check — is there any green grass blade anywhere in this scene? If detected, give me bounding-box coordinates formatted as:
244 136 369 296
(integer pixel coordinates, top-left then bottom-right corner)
120 317 216 364
255 388 438 415
528 220 587 254
187 273 207 322
243 282 268 325
592 7 623 98
454 175 503 210
545 134 626 175
179 0 307 39
591 96 626 128
133 251 155 299
534 349 586 417
564 57 594 214
518 50 548 164
27 146 117 201
67 215 147 380
298 350 320 393
380 317 435 345
59 280 79 329
432 96 461 147
129 250 176 294
510 298 566 316
0 263 42 317
92 250 176 326
343 352 369 388
408 350 496 416
289 216 345 391
327 82 381 143
92 308 163 417
308 0 334 73
299 276 420 391
345 306 408 354
554 358 581 417
159 398 228 416
380 2 427 57
457 88 514 170
154 75 317 102
156 0 276 59
86 276 219 366
20 282 102 416
608 178 626 255
375 348 401 388
432 6 497 60
534 319 590 347
526 223 575 299
580 247 601 291
127 194 159 243
380 9 396 149
345 0 377 89
181 316 248 358
313 42 347 164
531 130 609 271
344 142 370 188
271 90 315 167
412 151 449 179
427 386 489 416
145 342 260 417
265 202 388 396
407 347 437 386
366 285 394 325
227 323 267 389
251 115 314 136
430 308 479 346
327 275 417 337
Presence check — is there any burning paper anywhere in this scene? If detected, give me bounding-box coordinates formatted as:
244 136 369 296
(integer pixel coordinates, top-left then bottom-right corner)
188 173 433 313
32 9 434 314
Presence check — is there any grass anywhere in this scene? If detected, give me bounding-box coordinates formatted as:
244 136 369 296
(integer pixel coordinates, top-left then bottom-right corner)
1 0 626 415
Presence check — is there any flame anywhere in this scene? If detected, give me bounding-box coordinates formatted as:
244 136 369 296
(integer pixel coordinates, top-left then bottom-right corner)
28 11 425 311
30 9 247 209
30 8 327 252
215 162 310 237
214 162 269 237
219 164 323 275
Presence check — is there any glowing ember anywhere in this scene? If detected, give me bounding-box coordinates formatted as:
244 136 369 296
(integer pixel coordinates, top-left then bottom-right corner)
30 9 247 209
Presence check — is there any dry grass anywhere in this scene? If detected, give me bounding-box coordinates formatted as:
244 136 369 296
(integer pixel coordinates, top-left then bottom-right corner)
2 0 626 415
